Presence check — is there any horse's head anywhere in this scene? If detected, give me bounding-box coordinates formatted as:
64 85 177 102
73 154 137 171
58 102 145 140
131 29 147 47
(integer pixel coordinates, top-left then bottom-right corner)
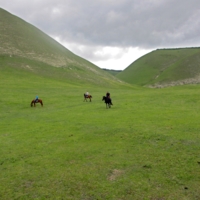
102 96 106 101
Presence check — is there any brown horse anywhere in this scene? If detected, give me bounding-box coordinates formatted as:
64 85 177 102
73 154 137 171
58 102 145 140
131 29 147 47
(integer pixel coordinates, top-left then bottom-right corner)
84 94 92 102
30 99 43 107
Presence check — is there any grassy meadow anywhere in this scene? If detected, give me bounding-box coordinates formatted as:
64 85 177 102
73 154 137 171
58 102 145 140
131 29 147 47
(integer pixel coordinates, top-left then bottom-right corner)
0 69 200 200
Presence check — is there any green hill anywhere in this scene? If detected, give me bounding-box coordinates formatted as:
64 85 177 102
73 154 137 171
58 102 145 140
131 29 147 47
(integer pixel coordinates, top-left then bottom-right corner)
117 48 200 87
0 8 127 87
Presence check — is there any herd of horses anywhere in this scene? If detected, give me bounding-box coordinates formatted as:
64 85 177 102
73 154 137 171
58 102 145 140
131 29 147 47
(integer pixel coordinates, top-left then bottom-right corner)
83 94 113 108
30 94 113 109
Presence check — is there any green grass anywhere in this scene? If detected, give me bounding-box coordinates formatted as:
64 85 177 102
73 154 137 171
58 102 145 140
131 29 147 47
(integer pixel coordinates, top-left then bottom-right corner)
0 55 130 88
1 70 200 199
117 48 200 86
1 7 200 199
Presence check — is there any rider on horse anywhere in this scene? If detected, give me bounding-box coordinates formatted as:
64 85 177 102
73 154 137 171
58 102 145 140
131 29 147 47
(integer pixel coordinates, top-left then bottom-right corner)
35 95 39 103
85 91 89 97
106 92 113 105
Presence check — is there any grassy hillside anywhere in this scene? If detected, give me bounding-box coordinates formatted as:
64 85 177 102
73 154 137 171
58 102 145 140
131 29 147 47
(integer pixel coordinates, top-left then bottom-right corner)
0 8 126 87
1 66 200 199
0 55 129 88
117 48 200 87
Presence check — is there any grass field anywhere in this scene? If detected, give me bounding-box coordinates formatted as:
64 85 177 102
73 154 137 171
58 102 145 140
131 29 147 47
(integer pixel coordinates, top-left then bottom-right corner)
0 72 200 199
1 7 200 199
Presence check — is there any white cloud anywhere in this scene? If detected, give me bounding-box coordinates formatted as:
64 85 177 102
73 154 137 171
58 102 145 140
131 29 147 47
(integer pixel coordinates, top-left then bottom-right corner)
92 47 152 70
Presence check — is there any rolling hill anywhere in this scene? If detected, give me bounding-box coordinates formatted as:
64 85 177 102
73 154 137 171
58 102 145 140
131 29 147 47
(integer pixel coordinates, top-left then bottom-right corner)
117 48 200 87
0 8 128 87
3 7 200 89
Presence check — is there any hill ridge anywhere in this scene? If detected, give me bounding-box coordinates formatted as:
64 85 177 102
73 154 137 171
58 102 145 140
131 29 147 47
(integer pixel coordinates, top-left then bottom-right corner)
0 7 128 87
117 47 200 87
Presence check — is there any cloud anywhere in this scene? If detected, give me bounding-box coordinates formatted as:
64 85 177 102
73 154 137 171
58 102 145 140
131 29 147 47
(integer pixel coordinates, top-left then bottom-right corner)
1 0 200 69
93 47 152 70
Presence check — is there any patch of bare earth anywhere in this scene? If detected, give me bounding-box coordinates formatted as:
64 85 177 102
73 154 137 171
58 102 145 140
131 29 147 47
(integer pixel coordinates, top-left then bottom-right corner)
23 65 33 71
148 76 200 88
108 169 124 181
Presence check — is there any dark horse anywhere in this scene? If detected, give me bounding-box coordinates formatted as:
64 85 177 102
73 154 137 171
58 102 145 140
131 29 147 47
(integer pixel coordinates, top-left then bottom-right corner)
84 94 92 102
30 99 43 107
102 96 113 108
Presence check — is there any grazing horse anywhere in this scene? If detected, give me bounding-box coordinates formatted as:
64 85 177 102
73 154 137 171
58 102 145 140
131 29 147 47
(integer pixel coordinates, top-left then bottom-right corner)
84 94 92 102
102 96 112 108
30 99 43 107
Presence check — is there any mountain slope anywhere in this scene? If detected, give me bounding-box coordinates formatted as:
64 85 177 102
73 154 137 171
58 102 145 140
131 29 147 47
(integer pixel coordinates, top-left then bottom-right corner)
117 48 200 87
0 8 127 87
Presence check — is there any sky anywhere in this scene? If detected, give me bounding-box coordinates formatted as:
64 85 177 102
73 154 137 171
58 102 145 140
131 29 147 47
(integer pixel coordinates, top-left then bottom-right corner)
1 0 200 70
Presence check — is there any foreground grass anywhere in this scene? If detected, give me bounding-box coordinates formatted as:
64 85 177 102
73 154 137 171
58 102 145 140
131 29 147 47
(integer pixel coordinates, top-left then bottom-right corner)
0 74 200 199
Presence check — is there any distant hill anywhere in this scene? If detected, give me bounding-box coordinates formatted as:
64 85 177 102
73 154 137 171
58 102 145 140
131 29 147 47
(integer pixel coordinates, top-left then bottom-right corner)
0 8 127 87
102 69 122 76
117 48 200 87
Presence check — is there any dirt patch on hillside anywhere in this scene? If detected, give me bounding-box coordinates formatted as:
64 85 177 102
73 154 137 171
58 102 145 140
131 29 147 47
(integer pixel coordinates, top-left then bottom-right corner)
24 65 33 71
148 76 200 88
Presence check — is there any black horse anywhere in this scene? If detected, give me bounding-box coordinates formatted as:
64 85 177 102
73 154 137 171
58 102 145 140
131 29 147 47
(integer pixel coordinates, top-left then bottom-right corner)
102 96 113 108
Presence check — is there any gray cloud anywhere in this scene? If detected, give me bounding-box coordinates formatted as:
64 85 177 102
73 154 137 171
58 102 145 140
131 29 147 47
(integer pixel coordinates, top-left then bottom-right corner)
1 0 200 69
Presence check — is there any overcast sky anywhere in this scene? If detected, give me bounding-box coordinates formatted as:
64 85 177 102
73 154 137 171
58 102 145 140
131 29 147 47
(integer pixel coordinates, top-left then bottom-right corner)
1 0 200 70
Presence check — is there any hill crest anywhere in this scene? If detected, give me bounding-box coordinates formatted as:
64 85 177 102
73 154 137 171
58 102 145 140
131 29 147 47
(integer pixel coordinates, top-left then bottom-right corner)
0 8 128 87
117 47 200 87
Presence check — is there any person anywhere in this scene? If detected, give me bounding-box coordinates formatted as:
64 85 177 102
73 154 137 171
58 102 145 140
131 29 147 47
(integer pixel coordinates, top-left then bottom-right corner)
35 95 39 102
106 92 110 98
85 91 89 97
106 92 113 105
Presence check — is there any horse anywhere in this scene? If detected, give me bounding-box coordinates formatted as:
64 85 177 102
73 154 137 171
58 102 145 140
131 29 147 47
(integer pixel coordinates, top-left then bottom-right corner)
84 94 92 102
102 96 113 108
30 99 43 107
